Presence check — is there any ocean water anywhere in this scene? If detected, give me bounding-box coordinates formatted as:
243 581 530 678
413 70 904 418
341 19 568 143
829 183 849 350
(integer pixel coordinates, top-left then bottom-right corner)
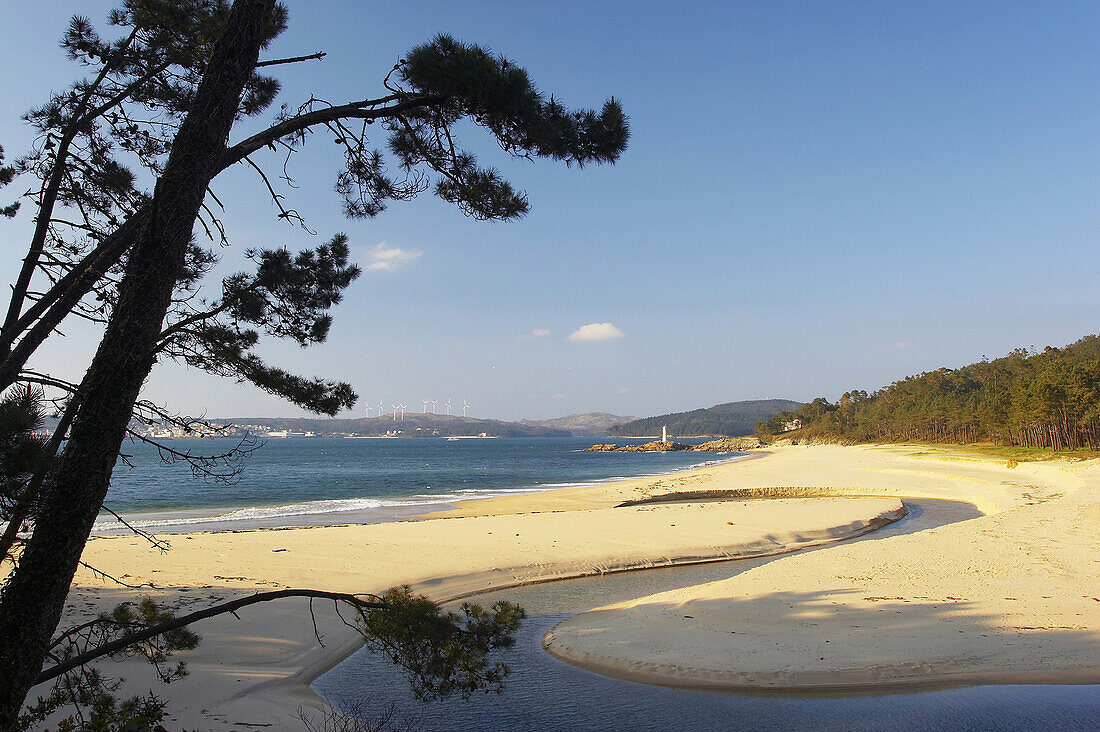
98 436 738 531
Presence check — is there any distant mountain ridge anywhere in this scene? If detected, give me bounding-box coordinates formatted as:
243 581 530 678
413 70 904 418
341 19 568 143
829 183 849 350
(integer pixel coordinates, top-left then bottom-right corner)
209 413 570 437
607 399 803 438
180 412 636 438
519 412 638 436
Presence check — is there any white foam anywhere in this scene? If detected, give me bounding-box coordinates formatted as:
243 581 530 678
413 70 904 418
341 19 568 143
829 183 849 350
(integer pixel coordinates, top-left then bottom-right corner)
94 496 388 531
95 486 550 532
95 452 751 532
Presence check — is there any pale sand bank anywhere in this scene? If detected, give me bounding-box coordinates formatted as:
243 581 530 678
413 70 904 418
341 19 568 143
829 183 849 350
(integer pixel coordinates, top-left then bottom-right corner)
76 495 904 598
57 455 903 729
544 445 1100 691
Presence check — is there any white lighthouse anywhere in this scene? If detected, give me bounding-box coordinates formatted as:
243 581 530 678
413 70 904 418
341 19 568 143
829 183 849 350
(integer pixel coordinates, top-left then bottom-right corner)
662 424 668 443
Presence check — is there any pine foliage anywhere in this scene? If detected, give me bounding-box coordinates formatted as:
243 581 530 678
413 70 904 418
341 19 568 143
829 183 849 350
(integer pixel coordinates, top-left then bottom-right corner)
757 335 1100 451
0 1 627 724
359 586 526 701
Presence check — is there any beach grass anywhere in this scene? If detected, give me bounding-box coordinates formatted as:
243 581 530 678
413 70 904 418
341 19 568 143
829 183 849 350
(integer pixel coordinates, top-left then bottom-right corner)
898 441 1100 462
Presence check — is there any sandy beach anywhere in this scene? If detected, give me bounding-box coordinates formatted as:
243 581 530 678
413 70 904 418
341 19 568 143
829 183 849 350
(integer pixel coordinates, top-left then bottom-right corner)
545 445 1100 691
50 444 1099 728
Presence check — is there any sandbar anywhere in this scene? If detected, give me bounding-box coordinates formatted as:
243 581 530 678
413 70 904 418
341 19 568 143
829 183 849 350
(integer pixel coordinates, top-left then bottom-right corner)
544 445 1100 691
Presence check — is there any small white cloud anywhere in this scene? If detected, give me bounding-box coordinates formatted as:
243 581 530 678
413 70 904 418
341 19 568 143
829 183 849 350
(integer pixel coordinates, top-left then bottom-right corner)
365 241 422 272
519 328 551 341
568 322 625 342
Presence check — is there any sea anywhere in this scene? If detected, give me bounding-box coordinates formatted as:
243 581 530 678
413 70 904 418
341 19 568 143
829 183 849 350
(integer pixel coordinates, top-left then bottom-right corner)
96 435 735 532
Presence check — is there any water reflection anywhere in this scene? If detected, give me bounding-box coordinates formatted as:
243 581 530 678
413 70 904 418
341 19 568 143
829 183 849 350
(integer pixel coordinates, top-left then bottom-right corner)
314 612 1098 732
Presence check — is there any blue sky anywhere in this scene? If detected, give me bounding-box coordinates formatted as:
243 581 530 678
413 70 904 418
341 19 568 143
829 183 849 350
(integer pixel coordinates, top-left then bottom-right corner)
1 1 1098 421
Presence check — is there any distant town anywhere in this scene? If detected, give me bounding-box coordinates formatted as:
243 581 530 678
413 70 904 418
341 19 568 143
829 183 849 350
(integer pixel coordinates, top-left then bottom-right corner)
134 422 465 440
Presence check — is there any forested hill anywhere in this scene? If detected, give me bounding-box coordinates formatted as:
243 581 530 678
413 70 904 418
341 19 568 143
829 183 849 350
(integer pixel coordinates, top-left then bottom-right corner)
756 335 1100 451
607 399 803 438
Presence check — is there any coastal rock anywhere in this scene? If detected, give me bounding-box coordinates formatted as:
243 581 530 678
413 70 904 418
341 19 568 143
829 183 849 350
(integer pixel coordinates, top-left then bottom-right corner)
584 441 692 452
624 440 690 452
585 436 766 453
689 436 765 451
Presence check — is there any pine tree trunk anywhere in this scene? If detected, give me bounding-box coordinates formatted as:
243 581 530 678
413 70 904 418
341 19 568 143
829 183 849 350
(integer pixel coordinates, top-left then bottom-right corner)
0 399 77 563
0 2 275 724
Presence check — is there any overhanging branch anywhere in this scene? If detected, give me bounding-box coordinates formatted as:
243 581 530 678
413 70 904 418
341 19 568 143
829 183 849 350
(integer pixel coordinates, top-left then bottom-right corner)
256 51 326 67
0 95 444 390
219 94 443 169
36 589 385 685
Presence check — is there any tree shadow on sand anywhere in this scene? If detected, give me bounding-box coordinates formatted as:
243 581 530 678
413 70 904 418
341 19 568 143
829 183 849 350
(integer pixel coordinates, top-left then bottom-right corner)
545 585 1099 693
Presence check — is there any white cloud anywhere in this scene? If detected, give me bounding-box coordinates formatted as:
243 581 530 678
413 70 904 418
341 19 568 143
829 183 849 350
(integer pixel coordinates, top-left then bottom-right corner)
530 328 551 338
365 241 422 272
568 322 625 342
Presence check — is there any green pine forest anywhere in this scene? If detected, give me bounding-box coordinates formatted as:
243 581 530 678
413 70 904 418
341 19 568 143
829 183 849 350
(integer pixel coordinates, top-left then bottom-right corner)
756 335 1100 451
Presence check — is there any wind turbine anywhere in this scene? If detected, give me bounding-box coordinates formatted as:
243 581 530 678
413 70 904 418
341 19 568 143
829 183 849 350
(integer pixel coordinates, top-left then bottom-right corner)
431 399 438 414
444 399 452 416
364 404 371 418
378 399 384 418
391 404 399 422
400 403 409 420
462 400 470 418
422 399 429 413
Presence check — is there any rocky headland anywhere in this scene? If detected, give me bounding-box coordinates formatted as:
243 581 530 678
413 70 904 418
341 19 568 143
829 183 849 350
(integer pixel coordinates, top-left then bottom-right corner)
585 436 765 452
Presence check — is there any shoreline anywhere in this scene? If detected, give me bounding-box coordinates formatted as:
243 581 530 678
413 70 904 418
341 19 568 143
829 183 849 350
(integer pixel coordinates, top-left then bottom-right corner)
60 444 1099 728
89 450 754 535
541 640 1100 696
62 448 894 729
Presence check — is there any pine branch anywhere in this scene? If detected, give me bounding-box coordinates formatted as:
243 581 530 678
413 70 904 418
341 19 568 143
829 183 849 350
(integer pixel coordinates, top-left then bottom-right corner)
35 589 386 685
256 50 326 67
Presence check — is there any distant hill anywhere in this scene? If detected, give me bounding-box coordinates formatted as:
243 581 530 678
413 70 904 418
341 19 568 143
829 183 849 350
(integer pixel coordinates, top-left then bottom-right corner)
209 413 571 438
607 399 803 438
519 412 638 437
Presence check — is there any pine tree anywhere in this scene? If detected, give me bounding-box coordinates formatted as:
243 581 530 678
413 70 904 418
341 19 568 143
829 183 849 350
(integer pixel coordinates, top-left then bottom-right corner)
0 1 628 724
